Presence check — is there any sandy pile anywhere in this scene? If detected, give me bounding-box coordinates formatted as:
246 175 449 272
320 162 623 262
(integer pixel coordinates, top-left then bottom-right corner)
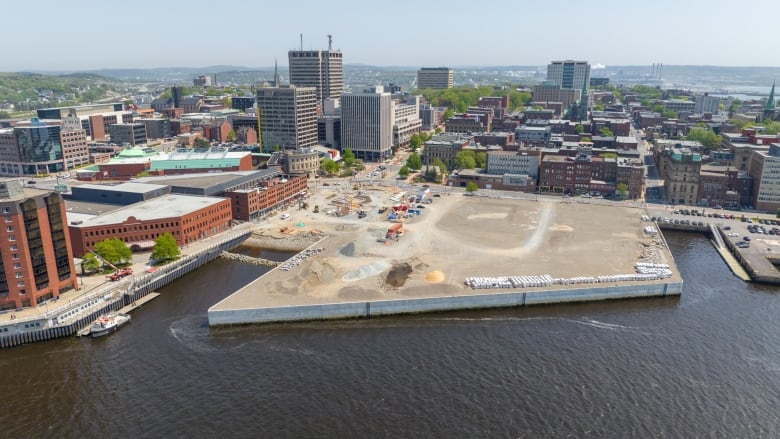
424 270 445 283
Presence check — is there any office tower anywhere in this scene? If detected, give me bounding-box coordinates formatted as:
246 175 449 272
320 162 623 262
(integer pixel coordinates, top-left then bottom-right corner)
0 178 77 310
288 35 343 108
14 118 64 175
417 67 454 90
256 85 318 150
546 60 590 90
171 85 183 109
340 86 393 162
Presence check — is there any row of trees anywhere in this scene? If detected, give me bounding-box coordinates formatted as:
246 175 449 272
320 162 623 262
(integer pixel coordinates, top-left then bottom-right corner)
415 86 533 113
321 148 364 176
81 234 181 274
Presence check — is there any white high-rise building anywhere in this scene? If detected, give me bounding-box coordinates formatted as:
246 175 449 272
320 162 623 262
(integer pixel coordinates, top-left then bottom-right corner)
340 86 393 162
547 60 590 90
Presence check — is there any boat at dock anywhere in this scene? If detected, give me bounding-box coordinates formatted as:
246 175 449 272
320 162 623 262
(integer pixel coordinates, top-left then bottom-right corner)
89 313 131 338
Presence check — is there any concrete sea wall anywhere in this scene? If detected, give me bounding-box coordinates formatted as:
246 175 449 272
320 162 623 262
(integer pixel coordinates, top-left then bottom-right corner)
207 281 684 326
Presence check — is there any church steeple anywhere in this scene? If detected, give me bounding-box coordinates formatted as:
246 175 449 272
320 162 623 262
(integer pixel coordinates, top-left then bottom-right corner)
274 59 281 87
764 81 776 121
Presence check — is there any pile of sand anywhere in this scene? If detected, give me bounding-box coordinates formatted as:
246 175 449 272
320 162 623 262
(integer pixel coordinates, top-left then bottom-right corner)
424 270 445 283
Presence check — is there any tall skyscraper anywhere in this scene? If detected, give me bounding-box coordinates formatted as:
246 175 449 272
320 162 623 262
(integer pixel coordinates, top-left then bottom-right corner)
546 60 591 90
0 178 77 310
340 86 393 162
256 85 318 150
288 36 343 108
417 67 454 90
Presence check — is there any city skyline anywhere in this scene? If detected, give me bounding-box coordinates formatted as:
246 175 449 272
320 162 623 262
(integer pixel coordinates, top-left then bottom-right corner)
2 0 779 71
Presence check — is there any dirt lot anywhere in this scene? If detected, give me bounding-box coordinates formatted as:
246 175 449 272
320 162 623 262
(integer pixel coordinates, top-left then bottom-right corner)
214 187 677 310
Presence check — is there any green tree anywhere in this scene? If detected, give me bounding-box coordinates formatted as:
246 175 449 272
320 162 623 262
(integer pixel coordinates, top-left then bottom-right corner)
94 238 132 266
581 137 592 143
616 182 628 199
598 152 618 159
406 153 423 170
599 127 614 137
398 165 410 178
574 124 584 134
465 181 479 194
409 134 423 151
321 158 339 175
434 127 443 134
222 96 232 108
686 127 721 149
194 137 211 148
226 130 237 142
81 252 100 274
475 152 487 168
443 109 455 120
433 158 448 175
342 148 356 167
455 150 477 169
151 232 181 263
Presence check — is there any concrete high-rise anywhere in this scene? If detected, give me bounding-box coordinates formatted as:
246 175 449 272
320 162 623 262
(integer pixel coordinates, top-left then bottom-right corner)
547 61 590 90
417 67 454 90
256 85 318 150
0 178 78 310
288 37 343 108
340 86 393 162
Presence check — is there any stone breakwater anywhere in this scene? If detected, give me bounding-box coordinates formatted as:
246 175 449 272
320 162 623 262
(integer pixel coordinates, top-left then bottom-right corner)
219 252 280 267
243 230 325 252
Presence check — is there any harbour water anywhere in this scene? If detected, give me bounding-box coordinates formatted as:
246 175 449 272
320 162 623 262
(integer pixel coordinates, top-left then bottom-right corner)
1 233 779 437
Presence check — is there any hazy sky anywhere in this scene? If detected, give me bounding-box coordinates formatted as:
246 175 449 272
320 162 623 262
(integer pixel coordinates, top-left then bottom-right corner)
2 0 778 71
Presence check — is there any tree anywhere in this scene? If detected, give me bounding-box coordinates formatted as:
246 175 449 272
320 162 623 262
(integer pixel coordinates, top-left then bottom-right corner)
226 130 237 142
398 165 410 178
81 253 100 274
433 158 448 175
222 96 232 108
465 181 478 194
574 124 584 134
406 153 422 170
581 137 592 143
598 152 618 159
321 158 339 175
616 182 628 199
194 137 210 148
409 134 424 151
151 232 181 263
342 148 356 167
686 127 721 150
455 150 476 169
94 238 132 266
434 127 443 134
443 109 455 120
475 152 487 169
599 127 614 137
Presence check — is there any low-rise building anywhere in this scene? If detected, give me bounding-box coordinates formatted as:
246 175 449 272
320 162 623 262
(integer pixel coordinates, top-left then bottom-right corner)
68 194 233 256
422 133 473 169
226 175 308 220
515 126 551 145
486 150 540 177
108 123 147 146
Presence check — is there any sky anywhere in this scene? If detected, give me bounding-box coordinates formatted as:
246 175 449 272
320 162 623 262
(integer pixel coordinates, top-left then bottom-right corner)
2 0 779 71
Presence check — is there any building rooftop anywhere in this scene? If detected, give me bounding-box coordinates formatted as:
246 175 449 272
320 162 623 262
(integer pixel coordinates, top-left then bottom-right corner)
69 194 226 228
75 182 169 194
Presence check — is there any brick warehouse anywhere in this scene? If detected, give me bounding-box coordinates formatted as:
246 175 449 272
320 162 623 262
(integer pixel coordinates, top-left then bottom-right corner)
68 195 232 257
227 175 308 221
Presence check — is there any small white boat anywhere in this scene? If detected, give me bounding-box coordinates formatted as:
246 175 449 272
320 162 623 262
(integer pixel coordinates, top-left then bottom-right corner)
89 313 131 338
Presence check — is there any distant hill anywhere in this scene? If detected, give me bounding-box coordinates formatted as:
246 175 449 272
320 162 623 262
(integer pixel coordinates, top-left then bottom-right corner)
0 72 119 110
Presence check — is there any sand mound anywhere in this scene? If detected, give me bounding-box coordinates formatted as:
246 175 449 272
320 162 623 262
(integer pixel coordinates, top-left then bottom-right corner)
424 270 445 283
342 261 390 282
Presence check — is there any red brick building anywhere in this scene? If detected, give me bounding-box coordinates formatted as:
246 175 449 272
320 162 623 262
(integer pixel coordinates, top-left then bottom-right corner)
227 175 308 221
0 180 78 310
68 194 233 257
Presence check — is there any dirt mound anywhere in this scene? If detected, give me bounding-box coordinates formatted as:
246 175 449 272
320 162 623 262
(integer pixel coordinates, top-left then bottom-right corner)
385 262 413 288
424 270 445 283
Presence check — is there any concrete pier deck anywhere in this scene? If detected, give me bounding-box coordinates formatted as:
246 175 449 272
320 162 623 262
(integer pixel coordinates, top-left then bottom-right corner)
209 193 682 326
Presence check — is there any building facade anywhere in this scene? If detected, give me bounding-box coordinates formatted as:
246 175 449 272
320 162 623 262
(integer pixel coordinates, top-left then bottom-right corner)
226 175 308 221
256 85 318 150
68 195 233 257
0 179 77 310
60 128 89 170
108 123 147 146
288 47 343 108
340 87 393 162
547 61 590 90
661 146 702 205
749 144 780 212
417 67 454 90
139 118 172 140
486 151 540 177
14 119 65 175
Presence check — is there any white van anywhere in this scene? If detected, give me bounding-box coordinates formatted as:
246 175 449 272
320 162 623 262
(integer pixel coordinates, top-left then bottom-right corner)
280 213 290 220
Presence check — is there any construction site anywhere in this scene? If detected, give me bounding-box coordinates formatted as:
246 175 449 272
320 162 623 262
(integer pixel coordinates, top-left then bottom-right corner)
209 185 683 325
